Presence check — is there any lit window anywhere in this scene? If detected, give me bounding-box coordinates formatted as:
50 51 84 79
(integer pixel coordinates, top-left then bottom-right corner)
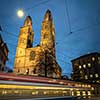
98 57 100 64
93 81 95 83
90 74 93 78
95 74 99 78
82 91 86 96
77 91 80 96
80 71 82 74
85 75 88 79
92 57 95 61
96 81 99 83
79 65 81 69
87 91 91 96
91 87 94 90
83 64 86 68
88 63 91 67
72 91 74 96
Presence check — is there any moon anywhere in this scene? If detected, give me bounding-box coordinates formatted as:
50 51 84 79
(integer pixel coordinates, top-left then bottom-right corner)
17 10 24 18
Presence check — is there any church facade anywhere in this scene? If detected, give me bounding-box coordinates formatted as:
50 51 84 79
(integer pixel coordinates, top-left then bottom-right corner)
14 10 62 78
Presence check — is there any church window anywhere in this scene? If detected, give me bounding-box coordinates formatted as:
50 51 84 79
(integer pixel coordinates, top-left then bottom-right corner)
17 60 21 63
20 50 22 54
30 32 31 35
17 69 20 73
44 34 48 39
33 68 36 74
45 24 49 30
45 25 48 29
27 39 32 48
30 51 35 60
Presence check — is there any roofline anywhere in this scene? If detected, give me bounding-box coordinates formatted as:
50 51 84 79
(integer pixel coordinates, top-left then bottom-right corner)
71 52 100 62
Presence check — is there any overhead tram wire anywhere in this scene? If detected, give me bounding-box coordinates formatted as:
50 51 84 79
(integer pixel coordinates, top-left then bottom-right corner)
55 0 100 46
7 0 52 30
24 0 52 12
0 0 54 47
57 49 74 58
0 0 52 41
72 21 100 33
2 24 38 47
0 29 18 46
1 29 18 38
57 58 71 65
65 0 72 34
57 52 73 60
56 21 100 47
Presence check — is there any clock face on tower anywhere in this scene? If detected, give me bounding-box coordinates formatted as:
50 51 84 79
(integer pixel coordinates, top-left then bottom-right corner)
30 51 35 60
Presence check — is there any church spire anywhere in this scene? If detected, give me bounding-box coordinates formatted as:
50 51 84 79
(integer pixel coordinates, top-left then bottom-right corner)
24 16 32 26
44 9 52 21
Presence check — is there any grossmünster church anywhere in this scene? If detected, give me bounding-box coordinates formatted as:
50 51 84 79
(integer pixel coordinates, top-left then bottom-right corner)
14 9 62 78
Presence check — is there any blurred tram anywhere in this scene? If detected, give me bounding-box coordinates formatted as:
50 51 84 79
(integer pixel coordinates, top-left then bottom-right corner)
0 72 99 98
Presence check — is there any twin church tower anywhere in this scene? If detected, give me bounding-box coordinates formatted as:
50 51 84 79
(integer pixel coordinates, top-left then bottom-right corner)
14 10 62 78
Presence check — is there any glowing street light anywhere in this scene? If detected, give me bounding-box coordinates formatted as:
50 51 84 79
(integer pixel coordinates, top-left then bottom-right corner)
17 10 24 18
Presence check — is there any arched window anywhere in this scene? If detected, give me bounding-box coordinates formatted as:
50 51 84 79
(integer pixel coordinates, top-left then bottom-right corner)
33 68 36 74
26 68 29 75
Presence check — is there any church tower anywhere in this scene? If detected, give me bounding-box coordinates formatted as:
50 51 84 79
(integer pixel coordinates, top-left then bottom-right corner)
14 16 34 74
40 10 61 78
40 9 55 57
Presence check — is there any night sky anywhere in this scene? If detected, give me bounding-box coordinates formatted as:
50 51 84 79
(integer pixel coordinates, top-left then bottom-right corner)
0 0 100 77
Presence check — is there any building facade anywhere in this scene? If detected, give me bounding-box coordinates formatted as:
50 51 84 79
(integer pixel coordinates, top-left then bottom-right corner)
71 52 100 84
14 10 62 78
0 34 9 71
